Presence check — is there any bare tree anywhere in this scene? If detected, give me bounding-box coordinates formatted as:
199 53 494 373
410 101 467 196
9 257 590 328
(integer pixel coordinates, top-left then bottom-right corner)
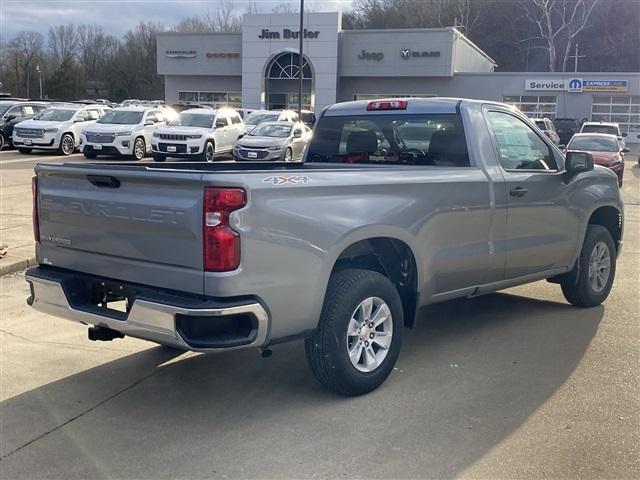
173 17 213 32
522 0 599 71
454 0 484 35
208 0 241 32
48 24 78 62
7 31 44 96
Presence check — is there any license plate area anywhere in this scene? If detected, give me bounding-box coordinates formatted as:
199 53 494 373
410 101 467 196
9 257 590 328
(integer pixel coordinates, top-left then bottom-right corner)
93 144 103 150
247 151 257 158
167 145 177 152
25 139 33 145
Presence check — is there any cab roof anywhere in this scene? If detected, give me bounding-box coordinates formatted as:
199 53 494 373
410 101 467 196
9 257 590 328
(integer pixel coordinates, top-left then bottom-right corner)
322 97 484 116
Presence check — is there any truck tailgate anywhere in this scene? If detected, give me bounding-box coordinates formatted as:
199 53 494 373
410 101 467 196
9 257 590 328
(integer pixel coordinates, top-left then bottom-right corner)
35 164 205 294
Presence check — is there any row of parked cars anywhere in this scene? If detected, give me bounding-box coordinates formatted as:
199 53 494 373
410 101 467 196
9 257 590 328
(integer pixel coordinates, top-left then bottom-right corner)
0 97 315 163
531 117 635 187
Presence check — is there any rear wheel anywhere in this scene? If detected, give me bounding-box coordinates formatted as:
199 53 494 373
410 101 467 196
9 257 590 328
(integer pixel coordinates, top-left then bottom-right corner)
152 153 166 162
59 133 75 155
305 268 403 396
132 137 146 161
561 224 616 307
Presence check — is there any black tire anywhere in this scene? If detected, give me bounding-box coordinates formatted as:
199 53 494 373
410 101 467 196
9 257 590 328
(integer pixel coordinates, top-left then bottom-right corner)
561 224 616 307
152 153 166 162
305 268 403 396
58 133 75 155
17 147 32 154
83 151 98 159
200 140 215 162
132 137 146 161
0 133 5 150
284 147 293 162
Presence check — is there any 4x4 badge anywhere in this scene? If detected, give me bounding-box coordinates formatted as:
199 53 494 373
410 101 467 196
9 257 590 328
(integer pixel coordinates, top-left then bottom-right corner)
262 176 310 185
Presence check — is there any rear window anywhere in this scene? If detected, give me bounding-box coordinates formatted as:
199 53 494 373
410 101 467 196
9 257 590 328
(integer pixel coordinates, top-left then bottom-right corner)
581 125 618 135
306 113 469 166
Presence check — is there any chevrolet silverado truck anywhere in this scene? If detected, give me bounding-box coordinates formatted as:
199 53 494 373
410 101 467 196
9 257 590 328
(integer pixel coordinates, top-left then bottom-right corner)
26 98 623 396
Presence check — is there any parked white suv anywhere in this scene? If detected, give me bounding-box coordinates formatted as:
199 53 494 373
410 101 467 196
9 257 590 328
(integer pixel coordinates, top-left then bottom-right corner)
580 121 627 150
13 104 108 155
81 106 168 160
151 108 245 162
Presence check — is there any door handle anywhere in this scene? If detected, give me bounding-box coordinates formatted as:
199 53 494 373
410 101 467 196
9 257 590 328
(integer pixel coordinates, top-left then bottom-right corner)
509 187 528 197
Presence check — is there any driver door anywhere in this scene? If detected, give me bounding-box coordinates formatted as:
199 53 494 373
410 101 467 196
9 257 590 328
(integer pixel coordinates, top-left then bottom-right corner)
486 109 579 279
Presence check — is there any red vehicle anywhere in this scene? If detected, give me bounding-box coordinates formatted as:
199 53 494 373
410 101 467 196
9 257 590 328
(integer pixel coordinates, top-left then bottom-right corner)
566 133 628 187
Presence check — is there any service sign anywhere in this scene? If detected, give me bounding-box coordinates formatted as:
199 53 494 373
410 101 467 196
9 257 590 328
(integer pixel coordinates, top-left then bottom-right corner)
525 79 566 91
583 80 628 92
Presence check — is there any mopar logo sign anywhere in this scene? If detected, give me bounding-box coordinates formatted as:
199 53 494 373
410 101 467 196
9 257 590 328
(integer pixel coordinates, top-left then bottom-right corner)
567 78 583 93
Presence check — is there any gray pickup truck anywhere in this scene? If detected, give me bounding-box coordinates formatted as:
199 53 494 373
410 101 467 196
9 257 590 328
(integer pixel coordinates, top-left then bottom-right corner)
26 98 623 396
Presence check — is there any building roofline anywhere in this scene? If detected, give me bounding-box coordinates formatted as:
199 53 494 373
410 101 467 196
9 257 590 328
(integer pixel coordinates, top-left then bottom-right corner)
157 32 241 37
450 28 497 66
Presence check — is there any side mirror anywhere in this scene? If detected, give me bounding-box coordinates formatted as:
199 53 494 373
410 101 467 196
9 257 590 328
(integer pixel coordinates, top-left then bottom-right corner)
293 130 302 138
4 115 16 122
621 147 630 154
621 132 627 137
565 151 594 179
145 120 154 126
238 133 245 139
215 121 226 128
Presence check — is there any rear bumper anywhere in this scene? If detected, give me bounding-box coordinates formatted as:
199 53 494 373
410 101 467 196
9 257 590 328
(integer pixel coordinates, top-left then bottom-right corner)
25 267 269 352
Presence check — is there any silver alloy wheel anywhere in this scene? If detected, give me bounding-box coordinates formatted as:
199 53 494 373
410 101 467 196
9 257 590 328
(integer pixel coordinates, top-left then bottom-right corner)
206 142 215 162
588 241 611 293
346 296 393 373
61 135 74 155
284 148 293 162
134 138 145 160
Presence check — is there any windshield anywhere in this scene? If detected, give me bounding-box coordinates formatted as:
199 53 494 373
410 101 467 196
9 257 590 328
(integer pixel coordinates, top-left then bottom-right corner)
244 113 280 125
250 123 291 138
34 109 75 122
568 136 619 152
0 103 14 116
554 119 578 128
307 113 469 166
581 125 618 135
168 113 214 128
98 110 143 125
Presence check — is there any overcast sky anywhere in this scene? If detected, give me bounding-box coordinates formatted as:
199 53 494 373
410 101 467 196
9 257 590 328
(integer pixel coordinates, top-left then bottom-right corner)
0 0 354 40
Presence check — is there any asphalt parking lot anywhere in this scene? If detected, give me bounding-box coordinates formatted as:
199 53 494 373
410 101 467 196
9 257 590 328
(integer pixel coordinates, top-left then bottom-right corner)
1 147 639 479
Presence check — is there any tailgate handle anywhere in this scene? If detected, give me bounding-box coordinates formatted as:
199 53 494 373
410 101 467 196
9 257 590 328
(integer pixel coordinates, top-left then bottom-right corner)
87 175 121 188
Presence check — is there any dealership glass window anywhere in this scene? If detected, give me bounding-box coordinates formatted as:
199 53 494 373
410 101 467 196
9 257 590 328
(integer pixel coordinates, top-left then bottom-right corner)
178 91 242 108
591 95 640 136
502 95 557 120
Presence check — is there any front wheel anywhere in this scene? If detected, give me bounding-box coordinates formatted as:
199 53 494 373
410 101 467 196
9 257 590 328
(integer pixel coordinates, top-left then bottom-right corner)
561 224 616 307
59 133 75 155
17 148 32 154
132 137 146 161
152 153 166 162
0 133 5 150
305 268 403 396
201 141 215 162
283 147 293 162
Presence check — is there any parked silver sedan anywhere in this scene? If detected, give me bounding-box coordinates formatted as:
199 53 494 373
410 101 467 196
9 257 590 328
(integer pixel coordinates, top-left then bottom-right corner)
233 121 312 162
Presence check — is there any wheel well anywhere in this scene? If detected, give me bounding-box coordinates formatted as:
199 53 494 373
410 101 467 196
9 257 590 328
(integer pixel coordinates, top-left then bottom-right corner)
332 238 418 327
588 206 622 252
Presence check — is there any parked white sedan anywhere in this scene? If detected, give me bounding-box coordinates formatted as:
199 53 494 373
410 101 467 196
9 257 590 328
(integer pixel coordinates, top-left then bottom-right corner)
13 104 108 155
151 108 245 162
234 121 312 162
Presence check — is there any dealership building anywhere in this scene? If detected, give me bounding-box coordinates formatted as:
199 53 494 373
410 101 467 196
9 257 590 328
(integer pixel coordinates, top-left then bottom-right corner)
157 11 640 140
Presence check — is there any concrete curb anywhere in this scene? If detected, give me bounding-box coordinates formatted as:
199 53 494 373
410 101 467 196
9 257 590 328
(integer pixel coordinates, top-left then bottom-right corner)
0 256 37 276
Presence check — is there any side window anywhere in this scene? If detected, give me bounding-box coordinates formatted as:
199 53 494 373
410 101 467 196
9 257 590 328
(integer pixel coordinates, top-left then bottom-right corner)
7 105 22 117
87 109 100 120
155 111 165 122
231 113 242 124
488 111 558 171
216 115 229 127
22 106 35 116
75 110 89 121
146 112 158 124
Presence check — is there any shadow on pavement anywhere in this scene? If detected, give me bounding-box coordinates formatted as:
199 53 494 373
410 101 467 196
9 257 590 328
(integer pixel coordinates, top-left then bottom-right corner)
1 292 603 478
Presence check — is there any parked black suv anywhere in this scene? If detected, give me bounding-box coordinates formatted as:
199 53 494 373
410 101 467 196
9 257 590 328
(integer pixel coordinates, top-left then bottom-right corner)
0 100 48 149
553 118 581 146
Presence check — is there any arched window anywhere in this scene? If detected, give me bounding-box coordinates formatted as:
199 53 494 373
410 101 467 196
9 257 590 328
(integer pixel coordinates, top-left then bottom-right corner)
266 52 312 80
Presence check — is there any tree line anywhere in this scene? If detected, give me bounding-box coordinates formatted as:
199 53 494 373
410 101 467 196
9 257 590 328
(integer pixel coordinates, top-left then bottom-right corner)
1 0 637 102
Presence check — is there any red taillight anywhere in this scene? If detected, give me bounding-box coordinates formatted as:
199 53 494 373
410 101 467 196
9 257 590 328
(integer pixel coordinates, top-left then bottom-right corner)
366 100 408 111
32 176 40 243
203 187 246 271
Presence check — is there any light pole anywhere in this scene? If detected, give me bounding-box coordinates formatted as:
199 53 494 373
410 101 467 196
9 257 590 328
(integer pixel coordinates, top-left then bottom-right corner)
36 64 43 98
298 0 304 117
